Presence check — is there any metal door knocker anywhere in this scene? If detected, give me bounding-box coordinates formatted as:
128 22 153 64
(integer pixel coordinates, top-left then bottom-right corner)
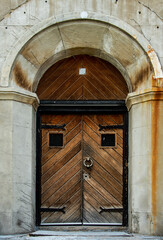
83 157 93 168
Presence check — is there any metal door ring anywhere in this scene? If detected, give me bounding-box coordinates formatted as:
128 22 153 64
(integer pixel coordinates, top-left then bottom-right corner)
83 157 93 168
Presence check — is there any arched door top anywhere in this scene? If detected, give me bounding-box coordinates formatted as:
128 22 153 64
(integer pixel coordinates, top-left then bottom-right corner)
0 15 162 94
37 55 129 101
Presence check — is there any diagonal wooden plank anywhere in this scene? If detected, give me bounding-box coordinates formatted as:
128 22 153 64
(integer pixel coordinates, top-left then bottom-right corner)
96 57 128 94
85 176 122 208
42 141 81 184
98 114 124 126
84 192 116 223
83 77 108 100
53 180 81 208
83 116 123 164
84 181 116 211
83 129 122 174
39 60 78 99
83 140 122 183
42 170 81 207
37 55 129 101
66 122 82 144
42 132 82 174
85 72 117 99
44 191 81 223
83 86 97 100
84 56 127 98
59 199 81 223
42 159 81 205
42 156 81 200
42 150 82 196
41 181 81 223
37 57 77 98
87 167 122 204
67 86 83 100
57 76 84 100
83 148 122 194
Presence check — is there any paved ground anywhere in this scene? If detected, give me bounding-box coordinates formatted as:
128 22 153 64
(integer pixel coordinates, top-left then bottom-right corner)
0 231 163 240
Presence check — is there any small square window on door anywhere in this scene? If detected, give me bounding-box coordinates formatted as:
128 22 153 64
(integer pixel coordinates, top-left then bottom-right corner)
100 133 117 148
49 132 64 148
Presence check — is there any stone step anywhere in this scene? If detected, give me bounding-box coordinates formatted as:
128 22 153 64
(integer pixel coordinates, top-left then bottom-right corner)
0 231 163 240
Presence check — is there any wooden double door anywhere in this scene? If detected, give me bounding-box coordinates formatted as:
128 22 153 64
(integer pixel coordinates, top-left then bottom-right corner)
39 112 127 225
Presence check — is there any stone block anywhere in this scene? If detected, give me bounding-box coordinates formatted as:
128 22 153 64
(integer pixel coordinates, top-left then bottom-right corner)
21 26 63 68
13 101 33 128
12 182 34 215
29 0 53 25
130 126 151 157
0 127 12 155
12 210 35 234
11 0 27 10
0 211 12 234
156 212 163 235
0 181 12 211
131 183 151 212
131 211 153 235
0 0 11 21
12 154 33 184
0 100 12 124
0 25 29 60
0 151 12 181
59 21 106 50
0 57 5 75
12 125 32 156
105 26 144 67
157 154 163 214
141 25 163 56
129 154 151 186
129 102 151 129
4 2 29 26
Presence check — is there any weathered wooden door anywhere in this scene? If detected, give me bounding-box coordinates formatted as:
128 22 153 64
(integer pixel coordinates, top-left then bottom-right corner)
40 112 126 225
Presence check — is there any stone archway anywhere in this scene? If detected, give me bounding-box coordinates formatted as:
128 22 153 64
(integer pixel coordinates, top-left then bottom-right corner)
0 16 163 235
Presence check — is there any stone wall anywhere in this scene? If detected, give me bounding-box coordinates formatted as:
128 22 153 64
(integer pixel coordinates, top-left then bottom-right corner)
0 0 163 236
0 0 162 77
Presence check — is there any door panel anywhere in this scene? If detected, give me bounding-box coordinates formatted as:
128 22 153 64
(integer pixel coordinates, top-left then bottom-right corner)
41 114 82 223
40 113 124 224
82 114 123 223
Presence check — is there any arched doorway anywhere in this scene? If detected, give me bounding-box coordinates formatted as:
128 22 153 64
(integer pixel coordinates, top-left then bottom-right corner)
36 55 129 226
1 14 162 234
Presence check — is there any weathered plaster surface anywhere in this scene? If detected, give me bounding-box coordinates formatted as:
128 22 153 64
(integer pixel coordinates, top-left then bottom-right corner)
0 99 36 234
127 90 163 235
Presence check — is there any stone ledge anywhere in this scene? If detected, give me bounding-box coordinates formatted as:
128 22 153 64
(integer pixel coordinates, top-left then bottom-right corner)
126 88 163 110
0 87 39 111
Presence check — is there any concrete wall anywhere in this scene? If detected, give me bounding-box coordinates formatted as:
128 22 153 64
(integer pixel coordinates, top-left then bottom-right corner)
0 0 163 236
0 0 162 74
127 90 163 235
0 90 38 234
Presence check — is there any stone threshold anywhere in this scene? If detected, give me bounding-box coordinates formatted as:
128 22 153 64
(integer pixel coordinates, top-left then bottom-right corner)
30 230 131 237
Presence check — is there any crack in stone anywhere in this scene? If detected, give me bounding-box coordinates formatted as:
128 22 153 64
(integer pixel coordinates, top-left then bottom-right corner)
31 51 41 66
138 1 163 21
11 0 30 11
131 18 151 42
30 14 41 22
0 0 31 22
57 23 66 50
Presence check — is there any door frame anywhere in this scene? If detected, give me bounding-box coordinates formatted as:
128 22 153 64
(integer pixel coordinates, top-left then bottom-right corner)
36 100 128 227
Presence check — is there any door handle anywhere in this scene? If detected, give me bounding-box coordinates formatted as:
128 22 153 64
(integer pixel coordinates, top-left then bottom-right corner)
83 157 93 168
